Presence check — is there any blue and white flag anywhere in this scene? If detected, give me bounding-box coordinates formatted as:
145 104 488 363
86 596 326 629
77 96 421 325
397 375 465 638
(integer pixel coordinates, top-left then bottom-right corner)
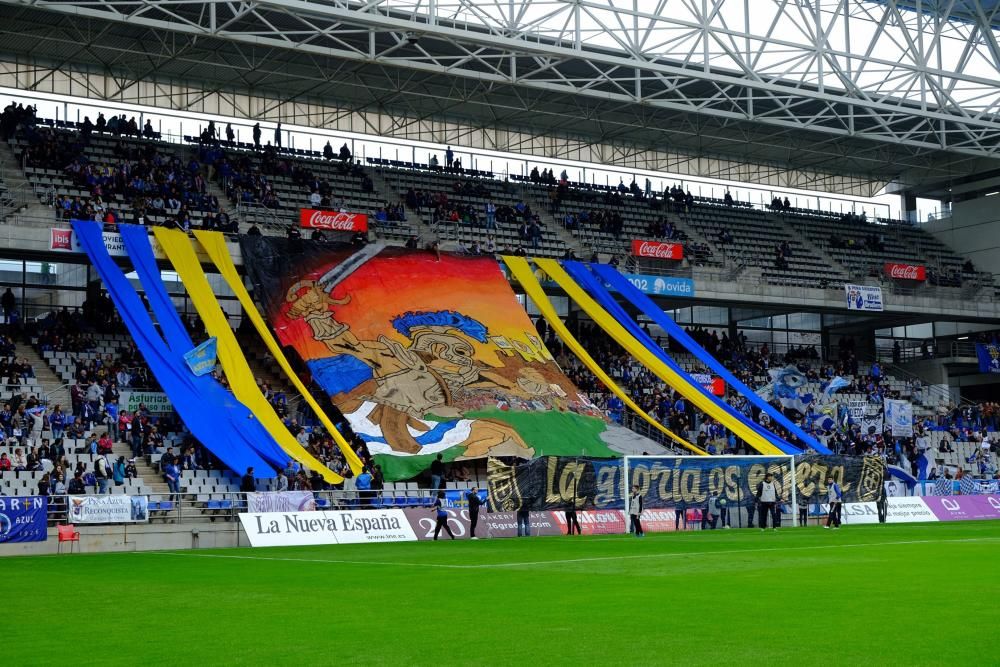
767 366 814 413
822 376 850 398
183 337 218 377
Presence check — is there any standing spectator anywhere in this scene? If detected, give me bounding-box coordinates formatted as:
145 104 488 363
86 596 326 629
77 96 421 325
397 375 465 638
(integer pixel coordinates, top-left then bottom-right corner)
252 122 261 150
1 287 15 324
755 472 781 530
516 506 531 537
163 459 180 500
49 405 65 440
466 486 483 539
445 146 454 170
629 485 645 537
67 470 86 495
674 499 687 531
274 122 282 148
240 467 256 493
112 456 126 487
275 468 289 492
355 466 373 509
429 453 445 490
94 460 109 494
432 491 455 540
824 476 843 529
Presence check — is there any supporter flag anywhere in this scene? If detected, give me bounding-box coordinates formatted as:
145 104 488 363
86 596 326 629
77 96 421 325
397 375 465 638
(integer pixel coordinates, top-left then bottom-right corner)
976 343 1000 374
822 376 850 398
883 399 913 437
183 337 219 376
916 449 935 480
766 366 813 414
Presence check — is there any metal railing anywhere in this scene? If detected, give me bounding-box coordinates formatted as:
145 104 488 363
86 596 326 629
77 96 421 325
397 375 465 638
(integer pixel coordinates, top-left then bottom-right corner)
38 488 476 524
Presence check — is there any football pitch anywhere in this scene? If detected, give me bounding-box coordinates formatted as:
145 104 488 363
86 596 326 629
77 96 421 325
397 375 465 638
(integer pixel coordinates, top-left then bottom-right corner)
8 522 1000 666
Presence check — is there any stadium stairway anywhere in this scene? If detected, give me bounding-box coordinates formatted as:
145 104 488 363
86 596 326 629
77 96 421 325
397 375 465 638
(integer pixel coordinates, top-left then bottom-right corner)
16 342 69 408
520 188 590 257
0 140 33 220
767 211 850 282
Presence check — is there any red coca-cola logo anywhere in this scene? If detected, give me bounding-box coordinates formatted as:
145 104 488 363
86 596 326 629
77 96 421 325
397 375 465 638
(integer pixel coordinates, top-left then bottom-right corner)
631 239 684 260
50 228 73 250
299 208 368 232
884 263 925 281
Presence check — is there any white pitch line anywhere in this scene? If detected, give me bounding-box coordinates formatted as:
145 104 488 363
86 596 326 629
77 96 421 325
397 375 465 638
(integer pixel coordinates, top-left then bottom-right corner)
143 536 1000 570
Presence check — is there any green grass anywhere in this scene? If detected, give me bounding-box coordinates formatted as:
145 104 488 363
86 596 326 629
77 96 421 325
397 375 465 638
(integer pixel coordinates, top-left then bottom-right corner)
7 522 1000 666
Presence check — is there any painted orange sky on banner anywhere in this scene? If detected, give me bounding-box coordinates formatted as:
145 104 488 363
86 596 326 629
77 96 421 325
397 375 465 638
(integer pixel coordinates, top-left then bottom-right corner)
272 249 543 367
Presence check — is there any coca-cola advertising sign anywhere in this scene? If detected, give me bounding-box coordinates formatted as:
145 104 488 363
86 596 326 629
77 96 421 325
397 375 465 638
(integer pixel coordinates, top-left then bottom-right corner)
631 239 683 260
299 208 368 232
883 263 925 281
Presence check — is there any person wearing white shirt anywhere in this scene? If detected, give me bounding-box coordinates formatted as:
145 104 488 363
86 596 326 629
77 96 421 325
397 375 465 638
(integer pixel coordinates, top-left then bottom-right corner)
309 191 321 207
754 472 781 530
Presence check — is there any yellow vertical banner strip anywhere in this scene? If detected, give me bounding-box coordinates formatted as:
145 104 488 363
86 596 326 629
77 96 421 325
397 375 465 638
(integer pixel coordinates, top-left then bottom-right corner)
194 230 363 475
533 258 783 455
152 228 344 483
502 256 704 455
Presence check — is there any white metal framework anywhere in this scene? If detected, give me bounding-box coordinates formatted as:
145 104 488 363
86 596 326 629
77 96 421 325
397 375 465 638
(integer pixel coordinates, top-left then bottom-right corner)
0 0 999 191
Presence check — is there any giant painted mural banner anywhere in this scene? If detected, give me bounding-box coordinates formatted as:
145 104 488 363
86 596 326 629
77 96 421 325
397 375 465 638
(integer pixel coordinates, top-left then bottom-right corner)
240 239 616 479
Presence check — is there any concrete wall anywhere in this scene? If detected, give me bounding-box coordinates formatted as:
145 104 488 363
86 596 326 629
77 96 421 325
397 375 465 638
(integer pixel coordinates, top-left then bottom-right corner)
0 521 246 557
928 198 1000 275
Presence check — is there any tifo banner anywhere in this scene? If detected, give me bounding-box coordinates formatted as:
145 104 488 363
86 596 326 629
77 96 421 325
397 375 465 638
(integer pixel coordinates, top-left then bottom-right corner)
883 399 913 437
299 208 369 232
628 455 884 509
183 337 218 376
487 456 622 511
119 391 173 415
489 455 885 511
240 239 615 481
883 263 926 281
631 239 683 260
0 496 48 543
246 491 318 513
68 495 149 523
844 283 884 311
617 273 695 298
977 343 1000 374
239 509 416 547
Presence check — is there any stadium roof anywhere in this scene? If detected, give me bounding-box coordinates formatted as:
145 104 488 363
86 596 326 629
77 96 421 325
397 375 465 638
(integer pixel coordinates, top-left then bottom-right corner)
0 0 999 192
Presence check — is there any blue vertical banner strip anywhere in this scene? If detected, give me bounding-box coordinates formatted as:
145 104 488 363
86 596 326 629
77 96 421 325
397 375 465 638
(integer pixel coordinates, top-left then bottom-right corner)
72 220 276 477
587 262 831 454
117 224 289 470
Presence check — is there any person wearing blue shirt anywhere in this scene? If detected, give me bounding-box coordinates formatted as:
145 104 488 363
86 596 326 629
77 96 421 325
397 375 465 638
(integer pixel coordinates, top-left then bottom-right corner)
355 466 373 509
824 476 843 529
432 491 455 540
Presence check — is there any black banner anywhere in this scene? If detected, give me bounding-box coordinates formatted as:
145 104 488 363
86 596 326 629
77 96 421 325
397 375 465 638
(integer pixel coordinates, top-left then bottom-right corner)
487 457 623 512
488 455 885 512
